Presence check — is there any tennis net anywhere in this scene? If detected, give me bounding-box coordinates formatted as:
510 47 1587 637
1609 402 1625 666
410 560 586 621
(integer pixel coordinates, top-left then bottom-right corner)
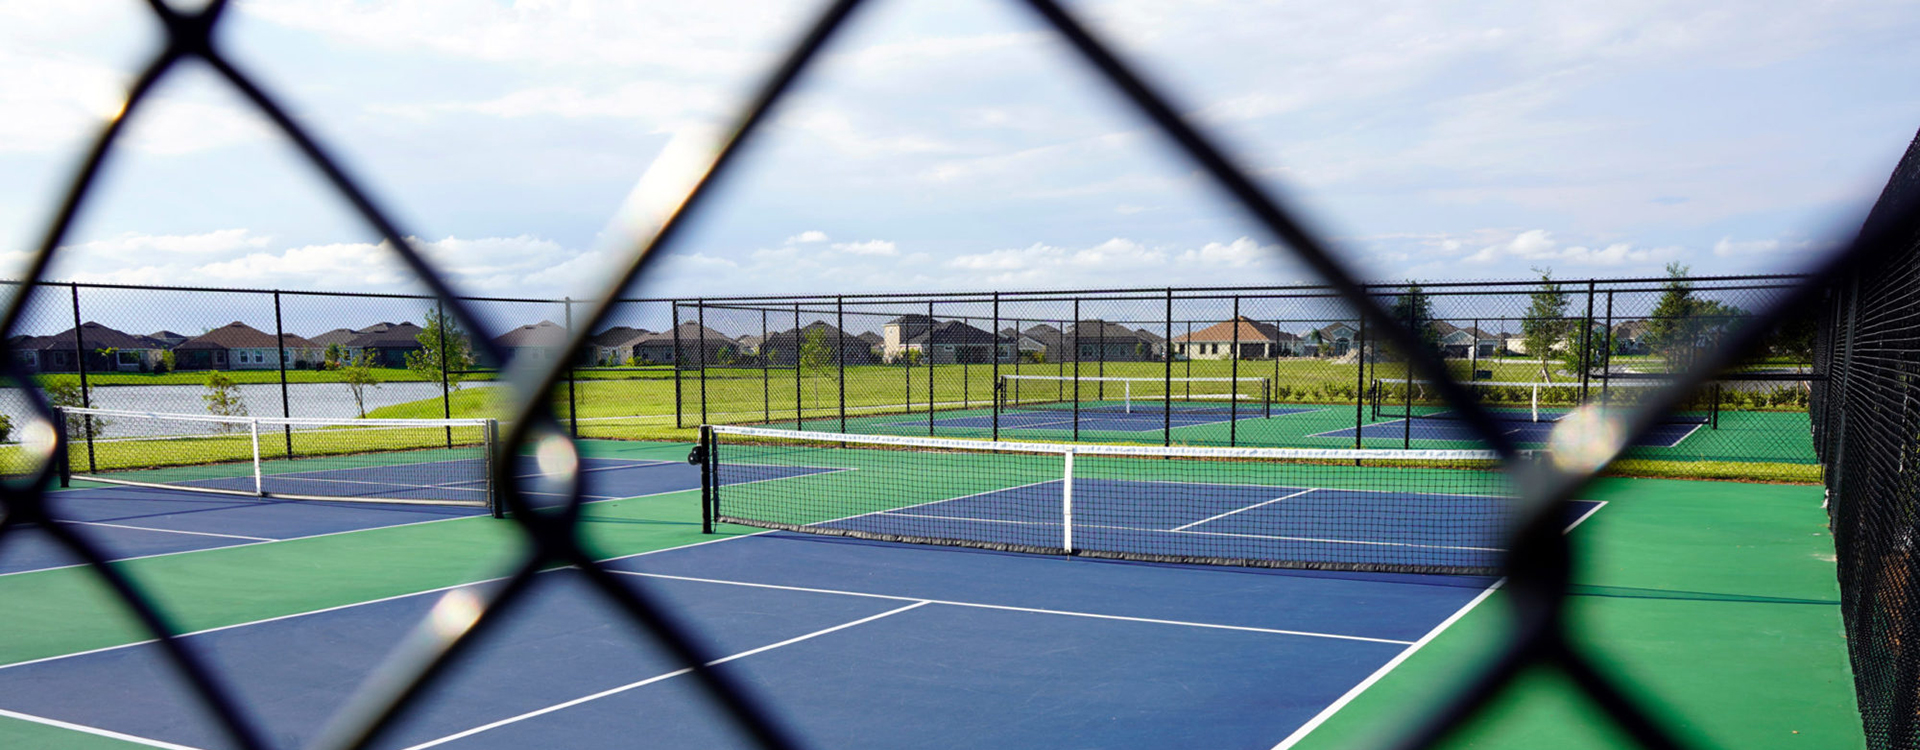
1371 378 1718 426
698 424 1532 575
997 375 1271 417
56 407 498 511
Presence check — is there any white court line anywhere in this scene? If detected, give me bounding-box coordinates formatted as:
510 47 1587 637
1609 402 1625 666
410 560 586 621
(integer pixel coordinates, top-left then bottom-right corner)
0 707 203 750
55 520 276 543
609 570 1413 646
1171 489 1319 531
0 464 724 580
1268 498 1610 750
399 601 929 750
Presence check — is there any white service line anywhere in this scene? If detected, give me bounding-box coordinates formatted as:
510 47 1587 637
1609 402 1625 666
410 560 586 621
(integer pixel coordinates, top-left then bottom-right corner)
1171 488 1319 532
0 707 204 750
609 570 1412 645
55 520 276 543
399 601 930 750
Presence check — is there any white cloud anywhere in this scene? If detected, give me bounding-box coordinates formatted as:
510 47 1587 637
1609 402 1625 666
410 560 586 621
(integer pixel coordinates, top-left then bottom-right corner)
785 230 829 244
1713 237 1783 257
830 240 897 256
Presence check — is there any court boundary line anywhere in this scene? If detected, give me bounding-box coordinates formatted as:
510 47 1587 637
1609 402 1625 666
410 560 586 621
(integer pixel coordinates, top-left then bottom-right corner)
607 570 1414 645
0 707 202 750
1267 499 1610 750
0 459 779 579
399 601 930 750
1308 416 1696 449
55 520 277 543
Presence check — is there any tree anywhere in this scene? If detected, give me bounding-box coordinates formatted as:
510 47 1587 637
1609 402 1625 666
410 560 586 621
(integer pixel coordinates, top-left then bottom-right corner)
1557 320 1608 381
405 308 475 390
1644 262 1701 373
342 352 382 418
156 349 174 374
1521 268 1573 382
1388 283 1441 359
1307 330 1325 358
45 380 106 439
202 372 248 432
799 327 834 403
323 343 346 369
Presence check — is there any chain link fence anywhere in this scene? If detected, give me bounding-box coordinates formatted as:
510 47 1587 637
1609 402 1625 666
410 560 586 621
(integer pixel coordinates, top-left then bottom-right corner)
0 0 1892 749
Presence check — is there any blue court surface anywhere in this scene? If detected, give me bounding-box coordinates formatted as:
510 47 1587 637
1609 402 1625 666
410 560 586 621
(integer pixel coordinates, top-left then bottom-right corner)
887 405 1321 433
0 458 820 576
1314 414 1702 448
0 514 1605 750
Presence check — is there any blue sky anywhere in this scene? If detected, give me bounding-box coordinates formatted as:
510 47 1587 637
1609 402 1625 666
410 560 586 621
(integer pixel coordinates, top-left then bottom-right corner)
4 0 1919 307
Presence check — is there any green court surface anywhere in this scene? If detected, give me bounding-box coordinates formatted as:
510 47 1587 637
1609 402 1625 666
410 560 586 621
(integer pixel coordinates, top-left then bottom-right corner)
0 441 1855 748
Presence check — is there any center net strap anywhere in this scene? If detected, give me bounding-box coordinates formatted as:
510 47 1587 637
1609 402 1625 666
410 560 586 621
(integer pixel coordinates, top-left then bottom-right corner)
702 424 1524 575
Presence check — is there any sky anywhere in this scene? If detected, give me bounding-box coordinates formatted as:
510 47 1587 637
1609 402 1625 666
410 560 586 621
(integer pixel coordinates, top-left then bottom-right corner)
4 0 1920 323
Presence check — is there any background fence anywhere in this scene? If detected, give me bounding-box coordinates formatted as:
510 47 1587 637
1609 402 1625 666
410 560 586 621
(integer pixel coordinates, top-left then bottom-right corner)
670 275 1818 483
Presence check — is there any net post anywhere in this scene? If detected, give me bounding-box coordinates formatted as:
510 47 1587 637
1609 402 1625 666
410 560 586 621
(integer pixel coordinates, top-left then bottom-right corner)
1263 377 1272 419
53 407 70 488
699 424 714 534
1164 287 1173 447
249 417 263 497
487 419 503 519
273 290 293 458
70 283 97 473
672 301 684 429
1061 449 1074 554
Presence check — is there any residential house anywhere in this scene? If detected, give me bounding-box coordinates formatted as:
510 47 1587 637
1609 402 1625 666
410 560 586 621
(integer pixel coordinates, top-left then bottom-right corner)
1611 319 1652 355
1000 328 1049 360
856 331 884 359
1303 323 1358 357
146 330 188 348
760 321 878 366
493 321 577 366
895 319 1013 364
629 322 737 366
1429 321 1501 359
1061 320 1158 362
590 326 654 365
881 314 935 361
174 322 320 371
1133 329 1168 359
307 328 360 362
1171 317 1298 360
15 322 168 373
1019 324 1066 361
345 322 427 368
734 334 765 357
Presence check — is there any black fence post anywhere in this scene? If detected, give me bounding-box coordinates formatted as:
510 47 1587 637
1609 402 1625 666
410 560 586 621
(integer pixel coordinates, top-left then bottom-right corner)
1601 291 1615 408
697 300 709 428
437 299 453 449
1580 280 1596 404
1230 296 1241 447
273 290 292 457
565 297 579 438
794 304 803 431
761 308 770 424
672 301 683 429
1403 287 1415 451
992 292 1001 441
699 424 714 535
1164 288 1173 447
1355 294 1367 452
927 300 936 437
837 295 847 434
1071 298 1081 442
